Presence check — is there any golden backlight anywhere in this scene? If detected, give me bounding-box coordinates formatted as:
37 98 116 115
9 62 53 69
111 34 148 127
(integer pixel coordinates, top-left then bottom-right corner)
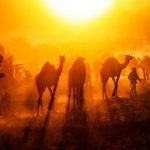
44 0 113 21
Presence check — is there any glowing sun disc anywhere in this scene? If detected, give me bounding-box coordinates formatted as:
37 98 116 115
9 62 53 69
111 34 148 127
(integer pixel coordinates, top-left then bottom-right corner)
44 0 113 21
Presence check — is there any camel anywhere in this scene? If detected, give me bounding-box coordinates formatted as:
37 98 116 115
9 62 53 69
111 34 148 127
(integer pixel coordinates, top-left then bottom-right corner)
35 56 65 116
68 57 86 107
139 56 150 80
100 55 133 99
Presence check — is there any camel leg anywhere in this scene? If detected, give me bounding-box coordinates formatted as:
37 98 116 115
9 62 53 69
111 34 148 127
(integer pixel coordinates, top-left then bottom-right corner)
68 86 71 104
115 76 120 96
104 85 108 100
48 82 58 110
47 85 57 112
78 85 84 108
52 83 58 101
76 85 80 107
102 83 105 100
102 83 112 120
142 68 146 80
75 86 78 107
80 86 84 107
78 86 82 107
101 75 109 100
112 77 116 97
112 75 120 97
41 98 44 115
67 85 72 111
47 85 53 99
102 82 108 100
37 90 44 116
73 86 76 107
146 71 149 80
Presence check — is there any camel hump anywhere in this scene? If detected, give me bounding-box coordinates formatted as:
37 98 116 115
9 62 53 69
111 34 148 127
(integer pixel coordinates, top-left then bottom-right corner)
69 58 86 85
40 61 55 74
102 57 118 67
36 61 56 84
36 61 56 81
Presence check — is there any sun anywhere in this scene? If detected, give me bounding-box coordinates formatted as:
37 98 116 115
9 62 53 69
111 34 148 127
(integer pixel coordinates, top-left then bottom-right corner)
44 0 113 21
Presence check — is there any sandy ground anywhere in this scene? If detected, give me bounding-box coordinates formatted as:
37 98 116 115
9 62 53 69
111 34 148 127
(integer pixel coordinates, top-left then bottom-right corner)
0 94 150 150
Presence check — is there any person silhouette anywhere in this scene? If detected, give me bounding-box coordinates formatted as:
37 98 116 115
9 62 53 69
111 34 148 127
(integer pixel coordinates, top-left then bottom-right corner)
128 67 141 97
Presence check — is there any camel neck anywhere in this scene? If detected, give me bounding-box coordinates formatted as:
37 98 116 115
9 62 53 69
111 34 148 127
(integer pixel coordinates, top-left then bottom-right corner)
121 60 129 69
57 62 63 75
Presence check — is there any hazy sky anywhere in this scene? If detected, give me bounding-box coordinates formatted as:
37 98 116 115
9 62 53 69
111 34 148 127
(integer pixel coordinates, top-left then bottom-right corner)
0 0 149 41
0 0 150 71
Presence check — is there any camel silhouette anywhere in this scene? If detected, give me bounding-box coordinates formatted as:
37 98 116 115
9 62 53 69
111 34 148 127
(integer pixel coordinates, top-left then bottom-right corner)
68 57 86 107
100 55 133 99
35 56 65 116
139 56 150 80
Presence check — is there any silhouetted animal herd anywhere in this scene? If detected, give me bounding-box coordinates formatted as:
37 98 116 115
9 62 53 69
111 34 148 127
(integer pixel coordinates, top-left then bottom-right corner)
1 45 150 116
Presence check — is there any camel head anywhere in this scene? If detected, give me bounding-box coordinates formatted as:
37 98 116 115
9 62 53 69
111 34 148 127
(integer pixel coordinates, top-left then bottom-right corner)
60 56 65 63
77 57 85 62
125 55 133 63
44 61 50 68
121 55 133 69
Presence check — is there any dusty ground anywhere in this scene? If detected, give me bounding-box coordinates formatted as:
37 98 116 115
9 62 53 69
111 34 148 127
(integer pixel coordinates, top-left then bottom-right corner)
0 95 150 150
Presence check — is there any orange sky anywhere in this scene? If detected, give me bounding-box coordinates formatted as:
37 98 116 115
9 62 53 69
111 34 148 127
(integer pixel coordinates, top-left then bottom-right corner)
0 0 150 72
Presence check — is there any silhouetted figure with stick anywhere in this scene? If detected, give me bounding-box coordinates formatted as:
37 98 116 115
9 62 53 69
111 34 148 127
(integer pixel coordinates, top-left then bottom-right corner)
35 56 65 116
68 57 86 108
128 67 141 97
100 55 133 99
